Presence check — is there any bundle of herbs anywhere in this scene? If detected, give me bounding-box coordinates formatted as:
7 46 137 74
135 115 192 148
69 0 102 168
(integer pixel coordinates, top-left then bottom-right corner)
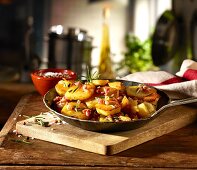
119 33 157 73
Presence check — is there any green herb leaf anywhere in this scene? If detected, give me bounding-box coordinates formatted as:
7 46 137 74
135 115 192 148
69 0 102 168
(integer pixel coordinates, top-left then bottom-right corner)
10 138 32 145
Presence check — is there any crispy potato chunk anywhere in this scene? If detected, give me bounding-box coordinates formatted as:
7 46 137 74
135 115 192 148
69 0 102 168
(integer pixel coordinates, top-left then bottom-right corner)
108 81 125 90
61 102 88 120
137 102 156 118
121 96 138 115
85 98 98 109
119 115 131 121
100 86 119 98
65 83 95 100
126 85 156 98
143 93 160 105
92 80 109 86
55 80 74 96
121 96 130 108
95 103 121 116
99 115 113 122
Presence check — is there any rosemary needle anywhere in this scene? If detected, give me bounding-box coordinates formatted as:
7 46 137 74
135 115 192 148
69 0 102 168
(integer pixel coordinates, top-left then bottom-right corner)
10 138 32 145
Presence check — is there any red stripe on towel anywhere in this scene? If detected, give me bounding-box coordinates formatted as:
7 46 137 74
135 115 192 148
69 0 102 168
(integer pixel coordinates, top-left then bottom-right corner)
146 76 183 86
183 69 197 80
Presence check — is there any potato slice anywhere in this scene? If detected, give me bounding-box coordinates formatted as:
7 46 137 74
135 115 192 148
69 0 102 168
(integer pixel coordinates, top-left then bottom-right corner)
100 86 119 98
61 102 88 120
144 93 160 102
99 115 113 122
119 115 131 121
65 83 95 100
55 80 74 96
92 80 109 86
85 98 98 109
126 86 156 98
121 96 130 108
137 102 155 118
108 81 125 90
95 103 121 116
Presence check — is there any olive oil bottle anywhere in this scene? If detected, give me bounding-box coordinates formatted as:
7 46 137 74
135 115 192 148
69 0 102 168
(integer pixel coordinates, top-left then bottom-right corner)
98 7 115 79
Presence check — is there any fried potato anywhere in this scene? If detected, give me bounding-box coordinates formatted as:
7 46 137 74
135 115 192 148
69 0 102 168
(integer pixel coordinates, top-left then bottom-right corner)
55 80 74 96
53 79 161 122
85 98 98 109
95 103 121 116
100 86 119 97
137 102 156 118
108 81 125 90
143 93 160 103
61 102 88 120
92 80 109 86
65 83 95 100
119 115 131 121
121 96 130 108
99 115 113 122
126 86 156 98
121 96 138 114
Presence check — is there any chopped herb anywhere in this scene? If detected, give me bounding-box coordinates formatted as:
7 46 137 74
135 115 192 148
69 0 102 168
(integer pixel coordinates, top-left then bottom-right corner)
35 119 49 127
10 138 32 145
72 87 79 93
81 66 100 82
74 107 83 112
23 115 49 127
68 87 79 93
136 87 142 94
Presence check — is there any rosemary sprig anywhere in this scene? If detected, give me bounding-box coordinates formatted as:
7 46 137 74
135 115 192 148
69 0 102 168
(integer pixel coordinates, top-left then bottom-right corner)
10 138 32 145
82 66 100 82
68 86 79 93
23 115 49 127
35 119 49 127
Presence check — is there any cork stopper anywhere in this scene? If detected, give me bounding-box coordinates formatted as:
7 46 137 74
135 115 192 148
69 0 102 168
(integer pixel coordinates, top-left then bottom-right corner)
103 7 110 20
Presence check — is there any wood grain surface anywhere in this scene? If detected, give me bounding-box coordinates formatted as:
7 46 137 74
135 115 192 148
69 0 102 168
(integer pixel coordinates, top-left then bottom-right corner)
0 83 35 129
15 103 197 155
0 92 197 169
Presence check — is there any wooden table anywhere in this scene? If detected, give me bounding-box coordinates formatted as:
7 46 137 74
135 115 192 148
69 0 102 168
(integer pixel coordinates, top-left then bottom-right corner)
0 82 35 129
0 88 197 169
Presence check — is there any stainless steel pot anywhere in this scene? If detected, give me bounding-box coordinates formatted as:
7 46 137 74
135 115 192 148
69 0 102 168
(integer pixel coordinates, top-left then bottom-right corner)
48 27 93 76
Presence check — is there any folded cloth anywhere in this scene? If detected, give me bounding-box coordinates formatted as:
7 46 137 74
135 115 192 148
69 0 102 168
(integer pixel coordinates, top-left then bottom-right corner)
120 59 197 99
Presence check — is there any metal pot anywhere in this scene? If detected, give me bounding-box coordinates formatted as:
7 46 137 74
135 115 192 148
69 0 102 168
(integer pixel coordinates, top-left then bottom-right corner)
47 27 93 76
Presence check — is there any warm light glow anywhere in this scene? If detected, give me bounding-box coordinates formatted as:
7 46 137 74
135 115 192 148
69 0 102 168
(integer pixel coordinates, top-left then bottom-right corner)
50 25 64 35
134 0 172 41
78 33 84 41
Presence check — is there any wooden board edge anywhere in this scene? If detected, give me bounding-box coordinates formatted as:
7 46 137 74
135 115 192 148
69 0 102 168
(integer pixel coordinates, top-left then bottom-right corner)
16 121 111 155
0 94 32 146
107 110 197 155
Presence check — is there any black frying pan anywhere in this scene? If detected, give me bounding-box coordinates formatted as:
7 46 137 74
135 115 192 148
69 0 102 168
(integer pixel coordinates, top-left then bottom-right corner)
43 80 172 132
151 10 180 66
191 10 197 61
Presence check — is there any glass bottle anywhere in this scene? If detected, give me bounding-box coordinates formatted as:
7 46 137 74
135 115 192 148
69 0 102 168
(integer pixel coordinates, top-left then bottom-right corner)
98 7 115 79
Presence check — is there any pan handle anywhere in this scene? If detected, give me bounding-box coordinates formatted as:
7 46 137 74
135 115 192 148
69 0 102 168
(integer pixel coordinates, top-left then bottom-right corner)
151 97 197 117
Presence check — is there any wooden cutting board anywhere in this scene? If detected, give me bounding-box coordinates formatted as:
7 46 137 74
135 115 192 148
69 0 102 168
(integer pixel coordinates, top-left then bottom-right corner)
16 103 197 155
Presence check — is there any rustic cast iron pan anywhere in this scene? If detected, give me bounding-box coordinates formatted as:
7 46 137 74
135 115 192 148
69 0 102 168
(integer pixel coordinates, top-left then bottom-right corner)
43 80 197 132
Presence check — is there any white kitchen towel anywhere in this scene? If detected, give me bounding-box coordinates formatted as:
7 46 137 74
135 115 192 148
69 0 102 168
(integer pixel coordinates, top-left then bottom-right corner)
121 59 197 99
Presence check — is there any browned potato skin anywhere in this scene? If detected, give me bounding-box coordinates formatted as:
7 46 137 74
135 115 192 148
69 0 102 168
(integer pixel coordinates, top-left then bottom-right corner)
61 102 88 120
65 83 95 101
55 80 74 96
85 97 98 109
99 86 119 98
95 103 121 116
92 80 109 86
108 81 125 91
126 86 156 98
